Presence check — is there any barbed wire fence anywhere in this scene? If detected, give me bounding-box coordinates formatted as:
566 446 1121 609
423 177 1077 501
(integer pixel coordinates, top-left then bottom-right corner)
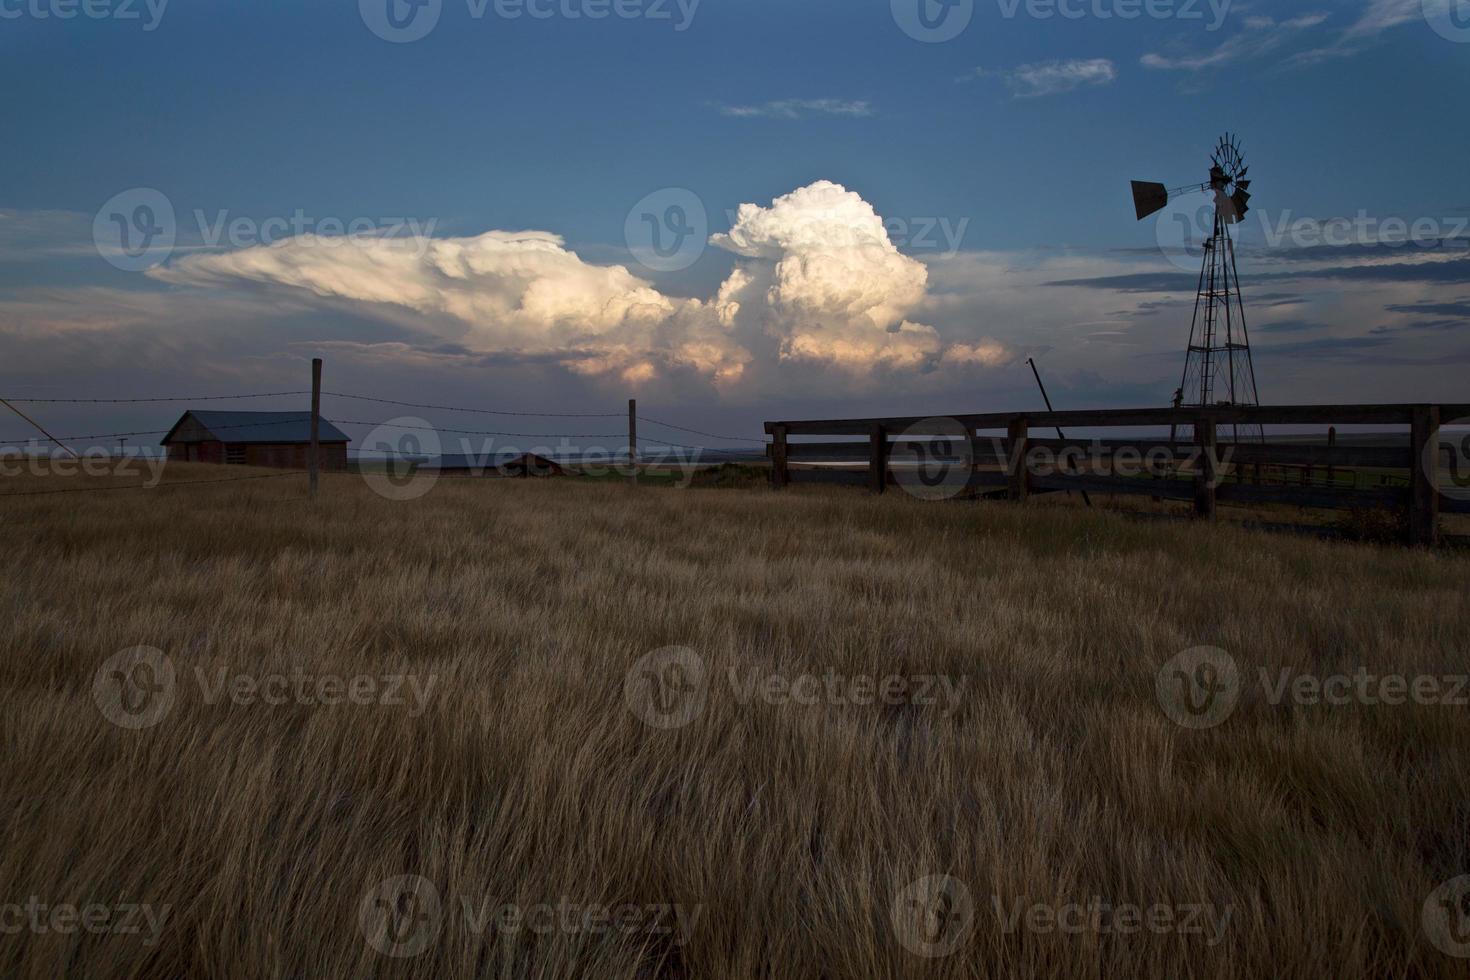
0 359 769 499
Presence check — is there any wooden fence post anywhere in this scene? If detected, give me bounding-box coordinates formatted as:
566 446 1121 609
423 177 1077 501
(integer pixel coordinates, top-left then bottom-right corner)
868 424 887 495
1409 405 1440 547
771 424 789 490
1194 416 1216 520
309 357 321 499
628 398 637 487
1326 426 1336 487
1007 417 1029 503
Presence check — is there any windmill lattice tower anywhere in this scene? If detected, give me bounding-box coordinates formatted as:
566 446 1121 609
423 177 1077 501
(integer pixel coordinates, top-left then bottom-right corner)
1133 134 1263 444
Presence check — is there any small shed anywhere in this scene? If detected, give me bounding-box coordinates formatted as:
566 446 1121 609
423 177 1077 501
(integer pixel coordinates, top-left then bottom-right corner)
161 411 350 470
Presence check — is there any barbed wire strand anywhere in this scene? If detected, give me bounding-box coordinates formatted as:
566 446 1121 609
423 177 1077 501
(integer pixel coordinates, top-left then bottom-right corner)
5 391 311 404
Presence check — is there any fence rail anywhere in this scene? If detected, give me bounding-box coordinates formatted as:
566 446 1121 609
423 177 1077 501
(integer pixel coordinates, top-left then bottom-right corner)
764 403 1470 546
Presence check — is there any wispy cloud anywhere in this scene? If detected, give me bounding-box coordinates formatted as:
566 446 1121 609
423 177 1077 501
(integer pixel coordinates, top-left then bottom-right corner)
963 59 1117 98
719 99 873 120
1289 0 1459 66
1141 13 1330 71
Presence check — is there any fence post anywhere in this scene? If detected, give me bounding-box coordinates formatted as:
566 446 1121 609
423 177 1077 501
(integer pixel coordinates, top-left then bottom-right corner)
1409 405 1440 547
309 357 321 499
1007 417 1029 502
771 424 789 490
868 423 887 495
1194 415 1216 520
1326 426 1336 487
628 398 637 487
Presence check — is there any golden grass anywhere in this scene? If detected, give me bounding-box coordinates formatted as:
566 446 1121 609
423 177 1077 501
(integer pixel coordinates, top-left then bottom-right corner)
1 463 1468 978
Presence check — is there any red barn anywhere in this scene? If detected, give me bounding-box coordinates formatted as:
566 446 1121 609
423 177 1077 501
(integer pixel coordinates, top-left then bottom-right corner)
161 411 350 470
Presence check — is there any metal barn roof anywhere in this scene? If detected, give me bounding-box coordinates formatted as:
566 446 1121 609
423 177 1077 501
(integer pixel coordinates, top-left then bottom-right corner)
161 411 350 445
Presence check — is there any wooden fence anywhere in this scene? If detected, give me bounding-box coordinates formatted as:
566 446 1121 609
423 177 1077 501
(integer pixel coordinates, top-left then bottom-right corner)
764 404 1470 546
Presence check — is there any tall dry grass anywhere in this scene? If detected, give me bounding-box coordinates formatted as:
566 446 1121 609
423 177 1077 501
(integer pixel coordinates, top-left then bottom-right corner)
1 463 1467 978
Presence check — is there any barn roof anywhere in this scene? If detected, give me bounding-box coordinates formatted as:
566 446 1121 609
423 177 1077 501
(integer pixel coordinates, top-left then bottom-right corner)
161 411 350 445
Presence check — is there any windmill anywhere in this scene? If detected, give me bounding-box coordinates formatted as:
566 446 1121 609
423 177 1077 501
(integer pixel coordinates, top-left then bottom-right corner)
1132 133 1262 443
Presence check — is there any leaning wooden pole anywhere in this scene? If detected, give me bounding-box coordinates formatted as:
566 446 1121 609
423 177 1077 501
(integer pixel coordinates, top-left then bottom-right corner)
309 357 322 499
0 396 79 459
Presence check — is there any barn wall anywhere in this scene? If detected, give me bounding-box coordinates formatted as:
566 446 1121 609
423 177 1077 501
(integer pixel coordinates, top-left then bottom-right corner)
241 443 348 471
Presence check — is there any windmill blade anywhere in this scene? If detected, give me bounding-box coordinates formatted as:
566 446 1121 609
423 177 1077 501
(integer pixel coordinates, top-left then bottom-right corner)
1228 188 1251 222
1131 180 1170 221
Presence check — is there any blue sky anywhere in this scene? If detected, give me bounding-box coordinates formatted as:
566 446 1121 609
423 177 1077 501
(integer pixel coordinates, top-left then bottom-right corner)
1 0 1468 450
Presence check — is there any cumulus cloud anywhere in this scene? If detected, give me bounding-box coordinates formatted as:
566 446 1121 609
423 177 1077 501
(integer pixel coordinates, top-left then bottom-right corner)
150 180 1014 388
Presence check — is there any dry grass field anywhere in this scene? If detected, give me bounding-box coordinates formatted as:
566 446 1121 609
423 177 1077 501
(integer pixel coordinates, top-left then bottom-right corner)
2 463 1468 979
